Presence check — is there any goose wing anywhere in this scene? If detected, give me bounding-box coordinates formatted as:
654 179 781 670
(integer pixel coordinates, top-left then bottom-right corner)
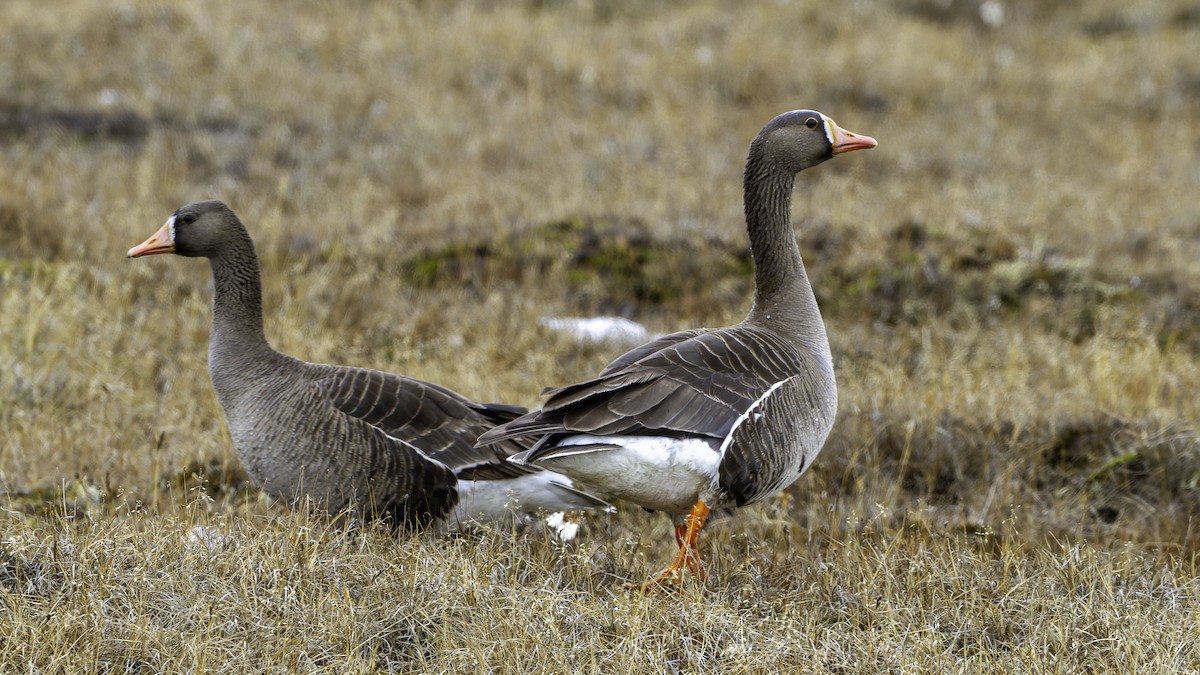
481 325 804 446
315 366 612 515
245 369 457 526
481 326 830 505
313 366 534 480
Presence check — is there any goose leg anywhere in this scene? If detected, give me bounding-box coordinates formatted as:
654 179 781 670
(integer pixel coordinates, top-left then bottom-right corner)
639 500 710 589
673 522 688 548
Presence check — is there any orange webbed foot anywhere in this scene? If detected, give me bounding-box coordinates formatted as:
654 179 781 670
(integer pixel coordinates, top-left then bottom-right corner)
631 501 711 592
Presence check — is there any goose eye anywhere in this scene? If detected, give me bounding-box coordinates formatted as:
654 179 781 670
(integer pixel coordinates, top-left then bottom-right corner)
805 117 819 129
180 213 197 225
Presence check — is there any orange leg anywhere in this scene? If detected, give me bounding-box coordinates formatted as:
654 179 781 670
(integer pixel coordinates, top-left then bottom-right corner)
639 500 711 590
672 523 688 550
670 521 706 577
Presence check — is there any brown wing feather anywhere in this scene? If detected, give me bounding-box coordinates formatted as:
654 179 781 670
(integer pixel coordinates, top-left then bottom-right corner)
481 326 810 474
316 366 536 480
605 378 679 417
596 328 703 376
277 377 459 527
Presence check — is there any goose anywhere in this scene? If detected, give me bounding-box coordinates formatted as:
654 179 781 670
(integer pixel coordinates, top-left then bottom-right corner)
127 200 611 531
477 110 876 586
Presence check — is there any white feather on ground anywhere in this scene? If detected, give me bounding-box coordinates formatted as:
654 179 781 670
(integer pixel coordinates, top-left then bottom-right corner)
538 316 656 346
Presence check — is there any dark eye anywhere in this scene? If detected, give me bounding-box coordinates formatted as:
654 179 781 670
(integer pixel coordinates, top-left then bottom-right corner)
180 213 197 225
805 117 819 129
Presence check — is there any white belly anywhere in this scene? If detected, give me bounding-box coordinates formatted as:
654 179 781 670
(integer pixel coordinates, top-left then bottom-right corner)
535 435 722 514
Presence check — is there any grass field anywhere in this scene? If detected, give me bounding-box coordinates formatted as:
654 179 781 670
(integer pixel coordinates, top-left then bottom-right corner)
2 0 1200 671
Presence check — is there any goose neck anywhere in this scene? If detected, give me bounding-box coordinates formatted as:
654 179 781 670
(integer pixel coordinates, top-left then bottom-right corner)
742 159 828 352
207 242 274 366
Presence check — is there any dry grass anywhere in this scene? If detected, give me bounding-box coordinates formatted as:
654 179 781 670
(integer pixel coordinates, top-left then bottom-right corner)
2 0 1199 671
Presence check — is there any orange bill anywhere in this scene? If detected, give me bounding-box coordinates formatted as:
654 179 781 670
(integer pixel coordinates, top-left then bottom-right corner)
127 219 176 258
826 118 878 154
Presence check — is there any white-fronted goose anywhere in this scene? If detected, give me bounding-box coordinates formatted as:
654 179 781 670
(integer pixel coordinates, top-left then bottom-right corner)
478 110 876 585
128 200 610 530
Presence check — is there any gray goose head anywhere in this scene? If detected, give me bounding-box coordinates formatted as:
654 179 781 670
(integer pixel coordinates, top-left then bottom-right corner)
748 109 877 172
127 200 246 260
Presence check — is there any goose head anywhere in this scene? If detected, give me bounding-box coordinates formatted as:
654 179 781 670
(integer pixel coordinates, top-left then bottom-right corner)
127 200 242 259
751 110 877 174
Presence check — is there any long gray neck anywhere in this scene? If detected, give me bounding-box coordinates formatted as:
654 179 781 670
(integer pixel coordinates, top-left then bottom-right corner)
206 234 279 400
743 148 830 360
